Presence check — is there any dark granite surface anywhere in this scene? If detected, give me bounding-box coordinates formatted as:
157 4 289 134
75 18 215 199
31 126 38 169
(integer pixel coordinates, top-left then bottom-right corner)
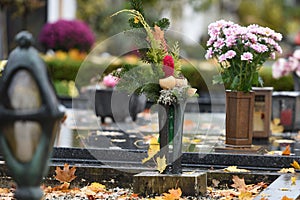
48 147 299 172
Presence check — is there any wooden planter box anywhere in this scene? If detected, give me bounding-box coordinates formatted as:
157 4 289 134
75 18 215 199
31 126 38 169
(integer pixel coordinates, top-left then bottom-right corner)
225 91 254 146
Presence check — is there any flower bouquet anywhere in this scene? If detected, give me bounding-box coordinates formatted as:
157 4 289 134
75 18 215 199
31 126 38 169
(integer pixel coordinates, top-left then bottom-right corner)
205 20 282 146
112 3 196 174
205 20 283 92
111 10 197 105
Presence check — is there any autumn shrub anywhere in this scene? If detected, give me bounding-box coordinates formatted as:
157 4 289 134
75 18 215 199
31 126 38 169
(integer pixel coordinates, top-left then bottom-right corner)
39 19 95 52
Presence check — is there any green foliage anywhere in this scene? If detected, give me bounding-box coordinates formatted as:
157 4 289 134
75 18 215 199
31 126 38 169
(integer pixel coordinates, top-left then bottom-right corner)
116 64 162 101
45 58 82 81
259 66 294 91
53 80 79 97
238 0 285 33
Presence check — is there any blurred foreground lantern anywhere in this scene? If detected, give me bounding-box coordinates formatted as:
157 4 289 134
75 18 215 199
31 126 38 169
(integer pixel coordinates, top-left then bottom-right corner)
0 31 64 200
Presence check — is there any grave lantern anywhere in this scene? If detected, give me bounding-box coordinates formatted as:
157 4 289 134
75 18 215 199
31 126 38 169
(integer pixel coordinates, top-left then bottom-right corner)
252 87 273 138
0 31 64 200
272 91 300 132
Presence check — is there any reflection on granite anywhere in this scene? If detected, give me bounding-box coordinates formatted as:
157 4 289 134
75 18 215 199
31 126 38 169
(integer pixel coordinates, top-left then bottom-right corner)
55 108 300 157
56 109 225 153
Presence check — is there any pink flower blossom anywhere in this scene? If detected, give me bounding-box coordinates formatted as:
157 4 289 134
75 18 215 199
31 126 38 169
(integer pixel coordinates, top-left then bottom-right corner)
218 54 227 62
241 52 253 61
213 38 225 49
103 74 119 88
272 58 290 79
225 50 236 59
272 49 300 78
293 49 300 59
225 35 236 47
251 44 268 53
270 52 276 60
205 47 213 59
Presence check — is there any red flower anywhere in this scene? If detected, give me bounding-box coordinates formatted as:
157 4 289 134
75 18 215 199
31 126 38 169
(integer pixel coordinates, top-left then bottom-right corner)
163 55 174 77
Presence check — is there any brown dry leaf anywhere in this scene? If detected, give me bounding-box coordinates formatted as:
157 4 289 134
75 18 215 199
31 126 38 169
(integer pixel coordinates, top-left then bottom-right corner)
282 145 291 156
231 175 247 191
152 25 168 52
163 188 182 200
212 179 220 187
156 155 167 174
281 195 294 200
249 182 268 194
0 188 10 193
59 182 70 190
291 160 300 169
51 182 71 192
55 163 77 183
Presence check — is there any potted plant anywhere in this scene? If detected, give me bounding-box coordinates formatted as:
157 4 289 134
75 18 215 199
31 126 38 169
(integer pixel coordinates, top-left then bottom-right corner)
205 20 283 146
272 49 300 91
93 73 147 123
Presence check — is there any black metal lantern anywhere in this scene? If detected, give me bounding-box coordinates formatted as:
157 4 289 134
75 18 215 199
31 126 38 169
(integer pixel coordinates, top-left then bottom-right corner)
0 31 64 200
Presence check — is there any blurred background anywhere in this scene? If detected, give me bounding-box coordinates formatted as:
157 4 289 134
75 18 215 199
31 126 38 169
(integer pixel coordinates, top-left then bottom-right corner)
1 0 300 57
1 0 300 96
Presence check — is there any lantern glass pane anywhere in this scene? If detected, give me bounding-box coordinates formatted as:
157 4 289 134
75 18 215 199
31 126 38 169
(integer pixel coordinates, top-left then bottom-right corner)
7 69 41 110
3 121 42 163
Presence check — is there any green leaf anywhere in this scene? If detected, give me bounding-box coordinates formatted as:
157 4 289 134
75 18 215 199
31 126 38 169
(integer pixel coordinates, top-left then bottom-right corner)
154 18 170 30
230 76 240 90
212 74 223 85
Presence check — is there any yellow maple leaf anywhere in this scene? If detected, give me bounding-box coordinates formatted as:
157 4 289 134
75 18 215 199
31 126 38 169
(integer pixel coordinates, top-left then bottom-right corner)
142 137 160 163
271 118 284 133
163 188 182 200
238 191 253 200
278 168 295 173
87 182 106 193
291 160 300 169
156 155 167 173
224 166 250 172
291 176 296 185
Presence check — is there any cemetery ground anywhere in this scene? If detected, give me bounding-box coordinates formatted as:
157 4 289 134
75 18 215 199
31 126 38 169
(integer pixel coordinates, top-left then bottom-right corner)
0 108 300 199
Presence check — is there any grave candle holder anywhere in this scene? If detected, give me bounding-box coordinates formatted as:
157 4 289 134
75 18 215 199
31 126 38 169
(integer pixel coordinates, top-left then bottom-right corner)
252 87 273 138
272 91 300 132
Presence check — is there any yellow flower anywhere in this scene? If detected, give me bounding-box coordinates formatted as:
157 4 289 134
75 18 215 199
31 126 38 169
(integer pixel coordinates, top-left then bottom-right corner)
55 51 68 60
134 16 139 24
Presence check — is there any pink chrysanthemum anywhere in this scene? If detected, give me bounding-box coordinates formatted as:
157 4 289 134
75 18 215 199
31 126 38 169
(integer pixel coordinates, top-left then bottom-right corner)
241 52 253 61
